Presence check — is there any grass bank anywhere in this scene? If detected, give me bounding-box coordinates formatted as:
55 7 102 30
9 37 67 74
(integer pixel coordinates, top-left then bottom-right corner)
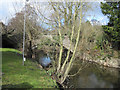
1 48 57 88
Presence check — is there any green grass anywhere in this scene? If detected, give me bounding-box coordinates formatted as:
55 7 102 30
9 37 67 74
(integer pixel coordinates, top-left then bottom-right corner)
1 48 57 88
0 48 22 54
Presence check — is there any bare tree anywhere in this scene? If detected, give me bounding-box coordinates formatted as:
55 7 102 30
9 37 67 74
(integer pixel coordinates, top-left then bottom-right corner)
7 4 42 58
33 1 84 84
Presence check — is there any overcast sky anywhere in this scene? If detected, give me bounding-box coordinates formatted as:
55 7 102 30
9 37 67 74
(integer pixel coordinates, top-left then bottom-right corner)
0 0 109 25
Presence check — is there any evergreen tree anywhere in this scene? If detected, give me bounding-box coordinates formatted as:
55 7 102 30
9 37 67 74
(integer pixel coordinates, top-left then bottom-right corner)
101 1 120 44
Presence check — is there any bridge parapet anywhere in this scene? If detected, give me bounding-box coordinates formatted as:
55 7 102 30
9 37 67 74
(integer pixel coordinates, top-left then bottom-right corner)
37 34 74 52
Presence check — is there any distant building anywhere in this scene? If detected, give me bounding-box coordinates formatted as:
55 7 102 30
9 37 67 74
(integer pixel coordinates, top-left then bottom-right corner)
90 19 101 26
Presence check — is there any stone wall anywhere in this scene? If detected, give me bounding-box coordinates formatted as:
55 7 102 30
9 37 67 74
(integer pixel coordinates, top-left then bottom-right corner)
84 53 120 69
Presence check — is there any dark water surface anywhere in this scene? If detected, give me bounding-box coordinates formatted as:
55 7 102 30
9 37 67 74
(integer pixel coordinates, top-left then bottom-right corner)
37 51 120 88
68 60 120 88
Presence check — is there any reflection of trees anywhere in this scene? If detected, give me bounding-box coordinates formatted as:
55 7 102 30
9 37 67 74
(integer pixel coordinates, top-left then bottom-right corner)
93 64 119 83
68 61 119 87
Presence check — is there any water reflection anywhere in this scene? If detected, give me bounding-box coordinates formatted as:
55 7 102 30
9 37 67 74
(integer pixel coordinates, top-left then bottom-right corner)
36 51 51 67
68 60 120 88
39 56 51 67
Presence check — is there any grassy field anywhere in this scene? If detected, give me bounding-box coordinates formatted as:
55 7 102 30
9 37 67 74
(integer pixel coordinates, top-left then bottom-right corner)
1 48 57 88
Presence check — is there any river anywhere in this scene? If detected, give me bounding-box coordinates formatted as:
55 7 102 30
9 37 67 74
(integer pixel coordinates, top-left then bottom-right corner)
68 60 120 88
36 51 120 88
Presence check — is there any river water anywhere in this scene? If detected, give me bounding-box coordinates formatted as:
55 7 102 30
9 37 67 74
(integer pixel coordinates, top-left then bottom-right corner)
37 51 120 88
36 50 51 67
68 60 120 88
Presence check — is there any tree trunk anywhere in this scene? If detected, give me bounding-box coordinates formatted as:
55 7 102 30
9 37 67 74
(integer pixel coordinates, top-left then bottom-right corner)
27 40 33 58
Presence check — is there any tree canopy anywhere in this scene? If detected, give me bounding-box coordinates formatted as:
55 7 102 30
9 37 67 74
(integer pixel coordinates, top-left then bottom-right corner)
101 1 120 43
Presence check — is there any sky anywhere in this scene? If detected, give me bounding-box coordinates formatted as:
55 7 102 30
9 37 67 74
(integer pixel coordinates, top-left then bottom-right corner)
0 0 24 24
0 0 109 25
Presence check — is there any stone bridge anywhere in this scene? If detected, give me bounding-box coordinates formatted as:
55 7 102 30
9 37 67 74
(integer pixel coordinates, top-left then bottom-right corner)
43 35 74 52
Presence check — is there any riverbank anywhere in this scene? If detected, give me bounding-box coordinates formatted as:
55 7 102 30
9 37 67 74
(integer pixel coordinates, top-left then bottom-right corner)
42 45 120 69
78 53 120 69
1 48 57 88
40 44 120 69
